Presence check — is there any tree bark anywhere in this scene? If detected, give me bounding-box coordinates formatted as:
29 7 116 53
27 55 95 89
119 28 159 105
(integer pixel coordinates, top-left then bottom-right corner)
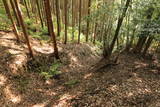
2 0 20 42
36 0 43 28
78 0 82 44
55 0 61 37
106 0 131 58
44 0 59 59
86 0 91 42
14 0 33 57
64 0 68 44
142 36 154 55
23 0 30 18
72 0 75 40
10 0 20 27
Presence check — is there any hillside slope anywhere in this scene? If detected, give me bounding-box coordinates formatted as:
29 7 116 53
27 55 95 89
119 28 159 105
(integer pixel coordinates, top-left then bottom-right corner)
0 32 160 107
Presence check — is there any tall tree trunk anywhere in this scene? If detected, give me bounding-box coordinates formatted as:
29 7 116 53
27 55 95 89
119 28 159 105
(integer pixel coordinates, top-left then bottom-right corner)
134 36 148 53
72 0 75 40
23 0 30 18
36 0 43 28
64 0 68 44
14 0 33 57
44 0 59 59
125 12 130 51
86 0 91 42
93 23 98 44
105 0 131 58
52 0 56 15
134 7 154 53
2 0 20 42
10 0 20 27
55 0 61 37
78 0 82 44
142 36 154 55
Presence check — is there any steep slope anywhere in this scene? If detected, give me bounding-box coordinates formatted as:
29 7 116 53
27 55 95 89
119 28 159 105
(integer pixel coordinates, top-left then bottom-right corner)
0 32 160 107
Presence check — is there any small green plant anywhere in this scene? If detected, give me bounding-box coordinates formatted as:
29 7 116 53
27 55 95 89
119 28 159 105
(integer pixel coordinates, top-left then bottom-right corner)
40 62 62 80
40 27 49 35
64 79 79 86
25 18 34 26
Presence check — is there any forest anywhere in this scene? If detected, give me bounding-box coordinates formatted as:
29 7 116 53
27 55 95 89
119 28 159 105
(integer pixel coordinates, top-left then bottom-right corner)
0 0 160 106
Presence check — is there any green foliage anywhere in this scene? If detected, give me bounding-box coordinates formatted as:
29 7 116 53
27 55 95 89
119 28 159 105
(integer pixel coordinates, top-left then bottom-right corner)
27 57 62 80
40 62 62 80
40 26 49 35
24 18 50 41
0 6 11 30
64 79 79 86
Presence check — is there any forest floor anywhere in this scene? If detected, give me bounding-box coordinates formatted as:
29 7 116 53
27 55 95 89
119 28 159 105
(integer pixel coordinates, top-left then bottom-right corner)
0 32 160 107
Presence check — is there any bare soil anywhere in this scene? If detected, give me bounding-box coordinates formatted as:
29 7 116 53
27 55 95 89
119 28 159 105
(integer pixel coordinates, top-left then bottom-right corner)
0 32 160 107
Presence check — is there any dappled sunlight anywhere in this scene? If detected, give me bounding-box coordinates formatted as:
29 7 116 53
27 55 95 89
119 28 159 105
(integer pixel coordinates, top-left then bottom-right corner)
14 55 26 65
134 61 148 69
1 31 160 106
137 88 152 94
135 77 143 83
8 49 22 55
84 73 93 79
68 52 84 68
0 74 7 86
32 101 48 107
127 92 134 97
55 94 76 107
68 53 78 64
0 41 10 47
45 80 54 85
4 85 21 104
37 88 57 96
33 46 54 54
108 85 119 92
150 69 159 73
45 90 57 96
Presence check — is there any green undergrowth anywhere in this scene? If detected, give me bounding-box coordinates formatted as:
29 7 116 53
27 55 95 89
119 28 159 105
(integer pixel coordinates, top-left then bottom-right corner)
64 79 80 87
25 18 50 42
40 62 62 80
0 7 11 31
26 55 62 80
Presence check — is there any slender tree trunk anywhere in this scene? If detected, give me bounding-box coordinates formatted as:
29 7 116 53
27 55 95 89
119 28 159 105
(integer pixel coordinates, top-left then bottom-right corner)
93 23 98 44
64 0 68 44
14 0 33 57
36 0 43 28
44 0 59 59
134 36 148 53
78 0 82 44
72 0 75 40
125 13 130 51
55 0 61 37
23 0 30 18
10 0 20 27
134 7 154 53
142 36 154 55
52 0 56 15
106 0 131 58
2 0 20 42
86 0 91 42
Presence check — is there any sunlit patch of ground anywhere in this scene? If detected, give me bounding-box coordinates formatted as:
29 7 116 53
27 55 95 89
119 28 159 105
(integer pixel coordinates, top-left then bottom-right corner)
0 74 7 86
4 85 21 104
